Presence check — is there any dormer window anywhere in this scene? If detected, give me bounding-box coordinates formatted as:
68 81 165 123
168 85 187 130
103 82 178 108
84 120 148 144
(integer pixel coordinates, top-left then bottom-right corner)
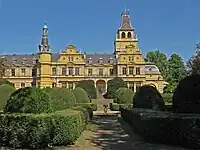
22 58 27 64
109 57 114 64
12 58 17 64
98 57 103 64
33 57 37 64
88 57 92 63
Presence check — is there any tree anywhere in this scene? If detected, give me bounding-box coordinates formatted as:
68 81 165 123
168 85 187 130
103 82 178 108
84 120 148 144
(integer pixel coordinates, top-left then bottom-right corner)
145 50 169 80
164 54 187 92
186 55 200 75
107 77 127 99
145 51 186 93
168 54 186 82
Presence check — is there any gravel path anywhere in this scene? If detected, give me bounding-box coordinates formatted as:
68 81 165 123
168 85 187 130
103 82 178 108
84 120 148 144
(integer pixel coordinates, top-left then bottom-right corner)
59 115 189 150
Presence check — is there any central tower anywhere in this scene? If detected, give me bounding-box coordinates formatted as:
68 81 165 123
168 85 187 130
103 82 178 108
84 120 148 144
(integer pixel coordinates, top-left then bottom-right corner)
114 8 138 58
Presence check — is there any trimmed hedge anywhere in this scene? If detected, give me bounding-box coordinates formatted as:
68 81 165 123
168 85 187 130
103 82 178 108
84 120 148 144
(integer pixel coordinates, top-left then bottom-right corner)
74 103 97 111
121 107 200 149
133 85 165 110
110 103 132 111
4 87 52 114
114 88 134 104
51 88 76 111
74 87 91 103
0 107 92 149
173 74 200 113
162 93 173 103
106 77 127 99
76 80 97 99
0 84 15 110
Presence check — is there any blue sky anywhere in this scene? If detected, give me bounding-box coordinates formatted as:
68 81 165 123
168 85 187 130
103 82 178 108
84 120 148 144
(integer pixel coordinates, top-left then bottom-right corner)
0 0 200 61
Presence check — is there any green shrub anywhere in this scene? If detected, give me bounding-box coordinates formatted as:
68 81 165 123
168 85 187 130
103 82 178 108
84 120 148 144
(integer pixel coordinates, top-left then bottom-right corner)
121 107 200 149
0 108 92 149
133 85 165 110
114 88 134 104
4 87 52 114
74 103 97 111
106 77 127 99
42 87 52 95
173 74 200 113
110 103 132 111
76 80 97 99
162 93 172 103
0 84 15 110
74 87 91 103
51 88 76 111
0 79 14 87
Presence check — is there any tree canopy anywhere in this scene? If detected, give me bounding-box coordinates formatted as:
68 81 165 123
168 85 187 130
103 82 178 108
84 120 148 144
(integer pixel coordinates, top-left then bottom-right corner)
145 50 186 93
107 77 127 99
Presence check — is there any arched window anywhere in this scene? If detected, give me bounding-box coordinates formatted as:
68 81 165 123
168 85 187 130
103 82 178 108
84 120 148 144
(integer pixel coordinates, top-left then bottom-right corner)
21 82 25 88
128 32 132 38
121 32 126 38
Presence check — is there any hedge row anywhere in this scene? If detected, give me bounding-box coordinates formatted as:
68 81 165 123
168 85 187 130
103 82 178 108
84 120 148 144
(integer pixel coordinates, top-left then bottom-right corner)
75 103 97 111
110 103 132 111
0 107 92 149
121 107 200 149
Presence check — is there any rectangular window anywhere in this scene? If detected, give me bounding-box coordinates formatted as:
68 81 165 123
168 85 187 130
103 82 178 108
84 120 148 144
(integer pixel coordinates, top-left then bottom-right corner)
68 82 73 89
52 68 57 76
136 82 141 92
11 68 15 76
62 68 66 75
32 68 36 76
129 67 134 75
21 68 26 76
122 67 127 75
68 67 73 75
61 82 67 88
109 68 114 75
75 67 80 75
88 68 92 76
99 68 103 76
136 67 140 75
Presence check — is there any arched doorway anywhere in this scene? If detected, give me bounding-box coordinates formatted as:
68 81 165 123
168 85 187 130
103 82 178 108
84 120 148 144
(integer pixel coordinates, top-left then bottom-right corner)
96 80 106 94
148 84 156 88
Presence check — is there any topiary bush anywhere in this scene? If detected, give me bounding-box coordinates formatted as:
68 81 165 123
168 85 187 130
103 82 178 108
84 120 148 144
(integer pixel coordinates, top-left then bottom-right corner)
162 93 173 103
51 87 76 111
114 87 134 104
106 77 127 99
74 87 91 103
0 84 15 110
4 87 52 114
76 80 97 99
172 74 200 113
133 85 165 110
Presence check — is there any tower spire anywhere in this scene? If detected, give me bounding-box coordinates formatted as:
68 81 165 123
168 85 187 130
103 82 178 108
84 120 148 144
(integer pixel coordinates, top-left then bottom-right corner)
119 7 132 30
38 22 51 53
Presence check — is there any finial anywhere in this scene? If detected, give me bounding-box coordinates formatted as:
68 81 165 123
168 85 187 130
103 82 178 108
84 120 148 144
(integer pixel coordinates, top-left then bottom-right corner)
43 21 48 29
122 5 129 16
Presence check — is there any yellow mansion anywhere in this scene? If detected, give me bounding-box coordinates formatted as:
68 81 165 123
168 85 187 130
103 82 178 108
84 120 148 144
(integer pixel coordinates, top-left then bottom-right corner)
1 10 165 93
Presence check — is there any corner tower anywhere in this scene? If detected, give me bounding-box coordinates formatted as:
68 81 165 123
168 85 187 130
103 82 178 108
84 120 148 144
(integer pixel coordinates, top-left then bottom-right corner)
37 22 52 88
114 8 138 57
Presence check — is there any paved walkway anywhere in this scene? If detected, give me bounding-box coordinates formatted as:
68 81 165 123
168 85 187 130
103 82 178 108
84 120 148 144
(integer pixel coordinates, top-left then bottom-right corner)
62 115 188 150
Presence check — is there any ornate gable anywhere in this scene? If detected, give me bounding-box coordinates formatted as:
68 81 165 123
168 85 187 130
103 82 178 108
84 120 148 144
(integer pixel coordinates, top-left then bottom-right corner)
58 44 85 64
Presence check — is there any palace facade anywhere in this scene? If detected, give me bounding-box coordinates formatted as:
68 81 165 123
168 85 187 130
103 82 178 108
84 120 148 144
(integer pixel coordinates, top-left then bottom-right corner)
1 9 166 93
